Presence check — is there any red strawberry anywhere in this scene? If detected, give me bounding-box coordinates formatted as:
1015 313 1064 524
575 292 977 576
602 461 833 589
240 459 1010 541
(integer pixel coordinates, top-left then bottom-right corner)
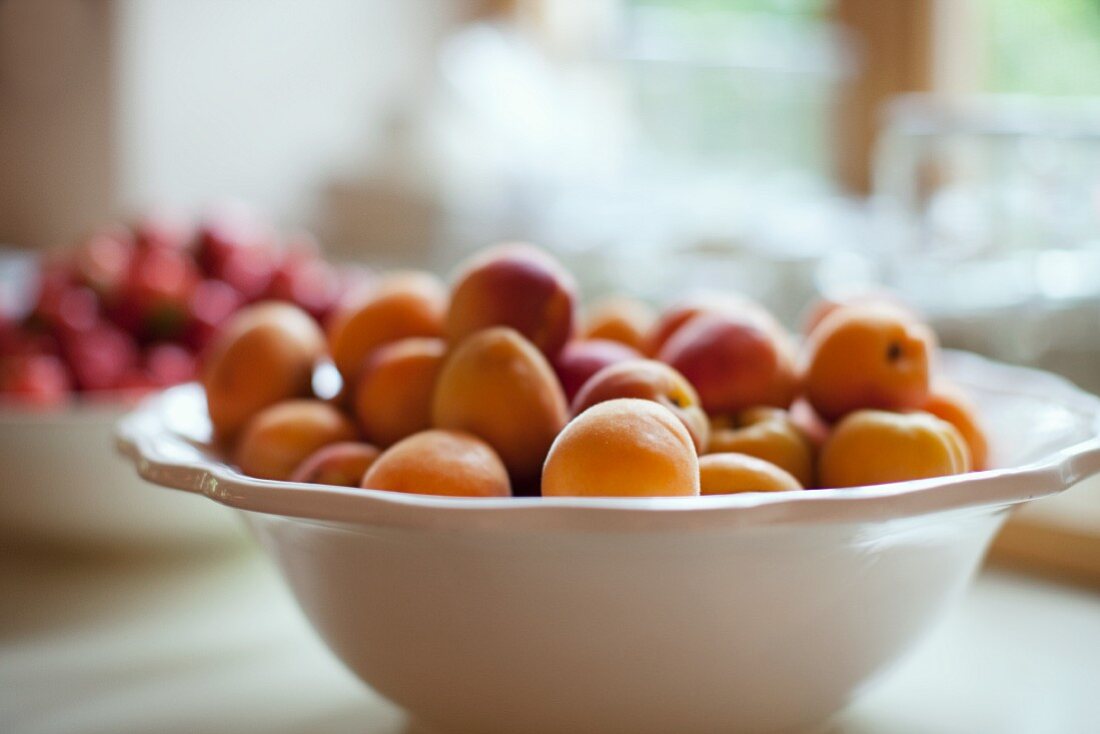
266 255 341 320
27 262 77 330
0 354 72 407
115 368 157 391
184 279 244 351
53 286 100 337
133 209 193 252
145 343 196 386
218 244 277 302
73 229 134 300
115 246 200 340
194 220 244 277
64 323 140 391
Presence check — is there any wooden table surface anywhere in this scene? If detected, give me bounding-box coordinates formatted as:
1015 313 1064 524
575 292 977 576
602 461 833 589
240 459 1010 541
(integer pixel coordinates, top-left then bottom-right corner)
3 543 1098 734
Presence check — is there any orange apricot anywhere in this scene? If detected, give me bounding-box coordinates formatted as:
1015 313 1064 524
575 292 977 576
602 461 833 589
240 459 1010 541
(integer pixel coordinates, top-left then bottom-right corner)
571 359 709 453
234 399 358 481
361 429 511 497
801 291 918 337
921 382 989 471
326 271 446 382
202 302 325 443
699 453 803 494
802 304 936 423
289 442 381 487
582 296 655 352
352 337 446 447
446 243 576 358
707 407 814 487
818 409 971 488
432 327 568 485
542 398 699 497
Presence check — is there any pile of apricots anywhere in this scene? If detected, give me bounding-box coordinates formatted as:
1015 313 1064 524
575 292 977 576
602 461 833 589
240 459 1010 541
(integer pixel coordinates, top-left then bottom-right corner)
201 243 988 498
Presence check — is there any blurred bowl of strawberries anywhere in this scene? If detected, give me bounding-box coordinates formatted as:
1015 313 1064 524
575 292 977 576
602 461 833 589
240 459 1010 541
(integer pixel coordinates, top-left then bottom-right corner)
0 207 368 549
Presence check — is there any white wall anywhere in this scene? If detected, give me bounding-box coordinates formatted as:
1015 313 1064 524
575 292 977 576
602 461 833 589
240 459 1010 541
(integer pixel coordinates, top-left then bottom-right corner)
116 0 457 226
0 0 459 248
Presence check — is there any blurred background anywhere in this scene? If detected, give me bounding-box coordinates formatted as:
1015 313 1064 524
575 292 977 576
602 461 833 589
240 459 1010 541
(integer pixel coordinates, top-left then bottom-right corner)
5 0 1100 348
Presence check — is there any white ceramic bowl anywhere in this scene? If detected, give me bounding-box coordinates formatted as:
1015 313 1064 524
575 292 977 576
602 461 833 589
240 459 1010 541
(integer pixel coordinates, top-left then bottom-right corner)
0 397 246 549
116 352 1100 734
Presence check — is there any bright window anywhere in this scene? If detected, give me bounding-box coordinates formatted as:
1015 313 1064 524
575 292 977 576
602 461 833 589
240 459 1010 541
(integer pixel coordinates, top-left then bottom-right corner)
984 0 1100 95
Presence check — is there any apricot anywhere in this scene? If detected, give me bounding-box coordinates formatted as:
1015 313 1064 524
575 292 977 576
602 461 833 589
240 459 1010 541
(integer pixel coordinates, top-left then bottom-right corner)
922 382 989 471
326 271 446 382
789 397 832 449
658 310 798 414
582 296 655 352
699 453 803 495
553 339 642 403
802 304 936 422
432 327 568 485
542 399 699 497
445 243 577 358
289 441 381 487
353 337 446 447
361 429 511 497
202 302 325 443
707 407 814 487
645 292 766 356
571 359 709 453
801 291 917 336
818 409 971 488
234 399 358 481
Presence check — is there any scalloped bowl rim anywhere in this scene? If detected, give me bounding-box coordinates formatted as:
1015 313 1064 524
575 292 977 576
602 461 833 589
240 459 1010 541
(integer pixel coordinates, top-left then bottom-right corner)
115 351 1100 533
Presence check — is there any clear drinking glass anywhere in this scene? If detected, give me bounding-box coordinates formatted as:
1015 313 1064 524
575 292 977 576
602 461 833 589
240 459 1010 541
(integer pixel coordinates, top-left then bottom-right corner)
871 93 1100 391
874 94 1100 314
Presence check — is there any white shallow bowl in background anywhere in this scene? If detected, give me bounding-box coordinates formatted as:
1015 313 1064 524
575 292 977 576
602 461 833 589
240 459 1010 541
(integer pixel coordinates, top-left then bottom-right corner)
117 352 1100 734
0 397 246 550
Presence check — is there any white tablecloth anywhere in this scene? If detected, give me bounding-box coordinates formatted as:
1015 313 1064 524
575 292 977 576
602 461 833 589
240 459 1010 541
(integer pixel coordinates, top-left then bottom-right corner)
3 544 1098 734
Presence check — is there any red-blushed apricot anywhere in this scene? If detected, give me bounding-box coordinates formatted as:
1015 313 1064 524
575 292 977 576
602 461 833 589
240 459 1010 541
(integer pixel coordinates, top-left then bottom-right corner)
432 327 568 485
553 339 642 403
921 382 989 471
571 359 709 454
202 302 325 443
645 292 767 357
789 397 832 449
802 304 936 422
234 399 358 481
707 407 815 487
445 243 577 358
658 310 798 414
582 296 655 352
699 453 803 495
543 399 699 497
818 409 971 489
326 271 446 382
361 429 511 497
352 337 446 447
290 441 381 486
